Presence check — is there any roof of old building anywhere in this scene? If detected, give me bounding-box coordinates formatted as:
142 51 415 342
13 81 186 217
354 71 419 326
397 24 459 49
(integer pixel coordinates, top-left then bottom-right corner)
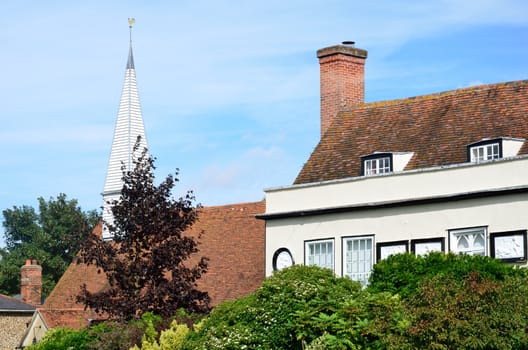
40 201 265 329
295 80 528 184
189 201 266 304
0 293 36 313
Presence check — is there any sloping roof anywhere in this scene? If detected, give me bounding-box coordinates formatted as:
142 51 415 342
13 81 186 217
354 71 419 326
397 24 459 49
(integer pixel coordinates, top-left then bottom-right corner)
0 293 36 313
41 201 265 329
189 201 266 304
295 80 528 184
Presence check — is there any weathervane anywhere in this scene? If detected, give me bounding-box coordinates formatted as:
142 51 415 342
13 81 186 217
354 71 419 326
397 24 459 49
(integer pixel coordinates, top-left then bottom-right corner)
128 17 135 43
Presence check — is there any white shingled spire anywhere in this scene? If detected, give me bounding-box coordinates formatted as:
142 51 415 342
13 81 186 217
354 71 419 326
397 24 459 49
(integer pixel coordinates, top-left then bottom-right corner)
102 18 148 240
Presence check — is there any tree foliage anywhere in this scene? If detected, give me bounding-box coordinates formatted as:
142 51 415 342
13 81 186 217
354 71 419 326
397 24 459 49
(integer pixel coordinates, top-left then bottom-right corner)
77 144 210 321
0 194 98 296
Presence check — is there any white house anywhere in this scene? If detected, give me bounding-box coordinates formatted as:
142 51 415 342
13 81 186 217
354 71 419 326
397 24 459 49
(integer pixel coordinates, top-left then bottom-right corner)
259 43 528 286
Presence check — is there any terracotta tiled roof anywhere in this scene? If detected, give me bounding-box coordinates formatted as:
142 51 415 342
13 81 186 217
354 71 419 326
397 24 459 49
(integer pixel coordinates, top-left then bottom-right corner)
189 201 265 305
295 80 528 184
40 254 108 329
41 201 265 328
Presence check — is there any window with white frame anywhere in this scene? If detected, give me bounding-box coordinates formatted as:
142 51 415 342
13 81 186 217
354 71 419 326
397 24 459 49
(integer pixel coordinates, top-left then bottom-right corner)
363 156 391 175
343 236 374 287
305 239 334 270
469 142 500 163
449 227 487 256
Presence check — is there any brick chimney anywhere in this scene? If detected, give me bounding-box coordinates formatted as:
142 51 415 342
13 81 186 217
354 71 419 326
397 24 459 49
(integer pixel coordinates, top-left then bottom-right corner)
21 259 42 306
317 42 368 137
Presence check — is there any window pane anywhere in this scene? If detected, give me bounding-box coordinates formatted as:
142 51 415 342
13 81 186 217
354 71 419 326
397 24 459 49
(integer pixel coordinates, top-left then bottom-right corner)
364 157 391 175
307 241 333 270
471 143 500 162
457 236 469 250
344 237 373 287
450 228 486 256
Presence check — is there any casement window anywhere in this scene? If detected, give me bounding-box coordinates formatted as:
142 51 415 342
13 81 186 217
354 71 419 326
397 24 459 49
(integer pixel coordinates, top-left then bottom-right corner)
467 138 525 163
449 227 487 256
343 236 374 287
469 142 500 163
362 153 392 176
305 239 334 270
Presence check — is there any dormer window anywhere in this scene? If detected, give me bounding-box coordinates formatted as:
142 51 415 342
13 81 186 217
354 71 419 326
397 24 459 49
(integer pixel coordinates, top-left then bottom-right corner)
467 138 525 163
361 152 414 176
362 153 392 175
469 140 500 163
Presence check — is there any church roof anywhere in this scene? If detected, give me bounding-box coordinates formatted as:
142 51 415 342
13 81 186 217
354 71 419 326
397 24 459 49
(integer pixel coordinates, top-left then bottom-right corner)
41 201 265 328
295 80 528 184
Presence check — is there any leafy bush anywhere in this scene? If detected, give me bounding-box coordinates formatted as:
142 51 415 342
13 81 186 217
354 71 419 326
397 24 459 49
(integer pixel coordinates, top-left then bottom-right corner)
368 252 525 299
86 314 161 350
25 327 95 350
181 265 362 350
131 319 190 350
406 272 528 349
300 291 411 350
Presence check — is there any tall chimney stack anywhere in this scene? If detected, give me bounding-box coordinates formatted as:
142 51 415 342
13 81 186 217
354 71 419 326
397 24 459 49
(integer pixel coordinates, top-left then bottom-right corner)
21 259 42 306
317 42 368 137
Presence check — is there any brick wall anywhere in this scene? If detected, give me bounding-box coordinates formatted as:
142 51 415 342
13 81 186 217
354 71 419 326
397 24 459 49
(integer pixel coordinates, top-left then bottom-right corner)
317 44 367 137
21 260 42 306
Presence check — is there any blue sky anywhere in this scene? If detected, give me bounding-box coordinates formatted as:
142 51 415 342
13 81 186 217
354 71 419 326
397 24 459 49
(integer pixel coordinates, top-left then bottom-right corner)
1 1 527 247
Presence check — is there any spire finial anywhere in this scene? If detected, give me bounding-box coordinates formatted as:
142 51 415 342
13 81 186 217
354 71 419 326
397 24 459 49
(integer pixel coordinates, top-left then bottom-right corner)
128 18 135 43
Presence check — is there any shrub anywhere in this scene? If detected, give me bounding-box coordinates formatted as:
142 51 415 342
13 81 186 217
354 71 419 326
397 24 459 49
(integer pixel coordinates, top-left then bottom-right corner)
25 327 95 350
85 313 162 350
300 291 412 350
131 319 190 350
181 265 361 350
406 272 528 349
368 252 525 299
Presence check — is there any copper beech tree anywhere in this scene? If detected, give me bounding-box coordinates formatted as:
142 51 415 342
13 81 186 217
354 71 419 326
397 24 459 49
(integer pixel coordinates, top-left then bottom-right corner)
77 142 210 321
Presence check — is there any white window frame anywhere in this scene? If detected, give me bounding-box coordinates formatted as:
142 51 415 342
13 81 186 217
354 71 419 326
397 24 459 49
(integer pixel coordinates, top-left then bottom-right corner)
469 142 500 163
343 236 374 287
364 156 391 175
305 239 334 271
449 227 487 256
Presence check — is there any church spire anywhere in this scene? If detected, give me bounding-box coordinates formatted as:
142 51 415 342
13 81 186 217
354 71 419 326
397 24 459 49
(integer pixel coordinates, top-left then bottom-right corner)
102 18 148 240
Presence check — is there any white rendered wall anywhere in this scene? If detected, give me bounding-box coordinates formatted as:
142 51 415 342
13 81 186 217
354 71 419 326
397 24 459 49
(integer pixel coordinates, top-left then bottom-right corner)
265 157 528 215
264 157 528 276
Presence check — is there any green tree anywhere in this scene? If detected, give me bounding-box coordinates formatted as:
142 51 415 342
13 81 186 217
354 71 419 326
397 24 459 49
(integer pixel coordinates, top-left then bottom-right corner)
77 144 210 321
0 194 98 297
